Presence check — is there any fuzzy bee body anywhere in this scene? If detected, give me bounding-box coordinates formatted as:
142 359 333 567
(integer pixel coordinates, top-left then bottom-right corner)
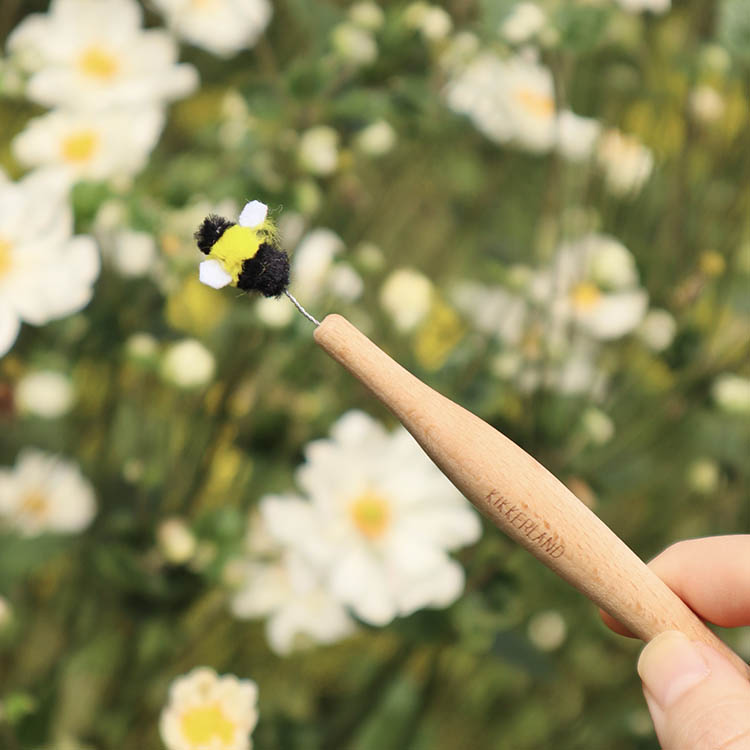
195 201 290 297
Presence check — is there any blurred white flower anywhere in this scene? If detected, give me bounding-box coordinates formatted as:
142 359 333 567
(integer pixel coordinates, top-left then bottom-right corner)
437 31 480 73
331 22 378 67
0 169 99 357
537 234 648 340
16 370 74 419
160 667 258 750
231 544 356 655
445 53 557 153
454 279 608 397
501 3 546 44
615 0 670 13
689 85 725 125
157 517 197 565
556 110 602 162
161 339 216 389
109 230 157 278
380 268 434 333
354 119 397 156
349 1 385 30
404 2 453 41
0 449 96 536
255 296 294 328
290 228 362 305
637 308 676 351
687 458 720 494
581 407 615 445
0 596 10 629
298 126 340 176
597 129 654 197
153 0 272 58
262 411 482 626
712 373 750 415
7 0 198 110
527 610 567 651
125 332 159 362
13 107 164 185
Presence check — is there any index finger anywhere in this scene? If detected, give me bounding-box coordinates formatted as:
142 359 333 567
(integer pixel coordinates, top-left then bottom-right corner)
601 535 750 637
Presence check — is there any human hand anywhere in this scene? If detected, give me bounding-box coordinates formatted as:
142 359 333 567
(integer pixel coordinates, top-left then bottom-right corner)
601 535 750 749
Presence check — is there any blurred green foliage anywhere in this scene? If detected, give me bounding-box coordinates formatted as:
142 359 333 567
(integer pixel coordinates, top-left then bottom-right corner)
0 0 749 749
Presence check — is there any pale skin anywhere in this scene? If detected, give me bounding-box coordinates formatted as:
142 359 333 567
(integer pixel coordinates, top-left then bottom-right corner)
601 536 750 750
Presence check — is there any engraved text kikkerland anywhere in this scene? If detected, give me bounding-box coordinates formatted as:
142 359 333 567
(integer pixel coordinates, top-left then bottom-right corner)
485 490 565 558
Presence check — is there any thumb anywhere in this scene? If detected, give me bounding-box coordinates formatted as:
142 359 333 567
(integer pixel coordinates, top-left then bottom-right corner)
638 631 750 749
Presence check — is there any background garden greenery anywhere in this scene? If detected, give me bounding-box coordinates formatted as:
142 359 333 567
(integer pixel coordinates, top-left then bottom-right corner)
0 0 749 748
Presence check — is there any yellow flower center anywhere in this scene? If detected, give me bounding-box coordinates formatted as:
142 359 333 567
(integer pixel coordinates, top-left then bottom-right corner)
350 491 391 539
21 490 49 520
181 703 236 748
78 46 119 80
570 281 602 311
61 130 99 164
0 236 12 278
514 88 554 118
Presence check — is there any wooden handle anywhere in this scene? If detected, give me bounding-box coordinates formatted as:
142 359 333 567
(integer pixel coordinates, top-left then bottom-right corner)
314 313 749 678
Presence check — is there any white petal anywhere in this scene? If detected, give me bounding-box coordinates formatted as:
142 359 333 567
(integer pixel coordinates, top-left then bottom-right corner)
238 200 268 228
0 302 21 357
198 259 232 289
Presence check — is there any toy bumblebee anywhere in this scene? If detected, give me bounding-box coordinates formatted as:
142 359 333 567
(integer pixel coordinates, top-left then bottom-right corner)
195 200 290 297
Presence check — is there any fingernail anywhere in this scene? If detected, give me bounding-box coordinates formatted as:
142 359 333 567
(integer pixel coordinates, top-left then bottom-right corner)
637 631 711 709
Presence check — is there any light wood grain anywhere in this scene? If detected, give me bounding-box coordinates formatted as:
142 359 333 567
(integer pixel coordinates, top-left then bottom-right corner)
313 313 750 679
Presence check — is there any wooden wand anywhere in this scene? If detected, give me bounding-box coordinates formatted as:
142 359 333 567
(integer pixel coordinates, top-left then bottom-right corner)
313 313 750 679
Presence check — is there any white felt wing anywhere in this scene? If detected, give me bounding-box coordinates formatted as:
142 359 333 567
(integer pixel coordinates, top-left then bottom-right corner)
238 200 268 228
199 259 233 289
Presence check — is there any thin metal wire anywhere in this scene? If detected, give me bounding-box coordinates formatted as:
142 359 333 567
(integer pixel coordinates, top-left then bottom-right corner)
284 289 320 326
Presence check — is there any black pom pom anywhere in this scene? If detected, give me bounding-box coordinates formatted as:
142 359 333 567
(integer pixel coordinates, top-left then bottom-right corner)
194 215 235 255
237 243 290 297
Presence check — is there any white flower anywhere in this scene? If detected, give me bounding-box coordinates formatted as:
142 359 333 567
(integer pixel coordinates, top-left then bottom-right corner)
331 23 378 67
581 407 615 445
160 667 258 750
231 545 355 655
0 596 11 629
597 129 654 197
125 332 159 361
255 296 294 328
556 110 602 162
380 268 434 333
354 119 396 156
437 31 480 73
445 53 557 153
16 370 74 418
298 126 340 176
501 3 546 44
290 228 362 305
689 85 725 125
157 517 197 565
687 459 720 494
637 308 676 351
404 2 453 41
13 107 164 185
110 230 157 277
349 1 385 30
539 234 648 340
712 374 750 415
7 0 198 110
161 339 216 389
0 168 99 357
153 0 271 58
0 449 96 536
455 279 608 397
262 411 482 626
615 0 670 14
527 610 567 651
